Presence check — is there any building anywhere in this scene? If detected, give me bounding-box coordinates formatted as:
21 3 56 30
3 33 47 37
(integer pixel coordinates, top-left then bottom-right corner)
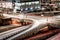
13 0 60 13
0 0 13 14
0 0 60 13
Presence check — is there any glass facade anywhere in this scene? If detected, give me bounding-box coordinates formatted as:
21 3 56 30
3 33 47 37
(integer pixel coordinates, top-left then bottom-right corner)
14 1 40 13
0 0 59 13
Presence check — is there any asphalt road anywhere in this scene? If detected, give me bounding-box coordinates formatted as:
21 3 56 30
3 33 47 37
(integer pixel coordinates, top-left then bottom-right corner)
0 24 32 40
2 14 60 40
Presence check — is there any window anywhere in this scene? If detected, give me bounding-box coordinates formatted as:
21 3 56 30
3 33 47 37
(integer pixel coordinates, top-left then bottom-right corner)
35 1 39 4
21 3 25 5
26 2 29 5
29 2 31 5
15 3 21 6
31 2 35 4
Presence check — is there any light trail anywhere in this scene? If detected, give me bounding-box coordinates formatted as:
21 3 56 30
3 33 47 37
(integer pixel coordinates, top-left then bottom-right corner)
3 14 48 40
2 14 60 40
0 24 32 40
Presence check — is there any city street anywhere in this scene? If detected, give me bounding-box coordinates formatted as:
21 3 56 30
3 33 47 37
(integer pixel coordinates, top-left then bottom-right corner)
1 13 60 40
0 0 60 40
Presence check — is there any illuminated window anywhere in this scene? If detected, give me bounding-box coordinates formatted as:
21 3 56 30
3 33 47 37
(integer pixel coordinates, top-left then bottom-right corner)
29 2 32 5
35 1 39 4
15 3 21 6
21 3 25 5
31 2 35 4
26 2 29 5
